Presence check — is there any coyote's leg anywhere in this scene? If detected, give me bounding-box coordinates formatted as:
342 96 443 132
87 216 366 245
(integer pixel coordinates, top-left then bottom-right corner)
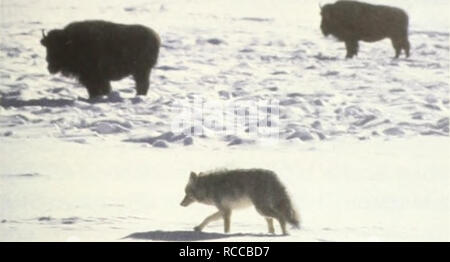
222 209 232 233
266 218 275 234
278 218 288 235
194 211 222 232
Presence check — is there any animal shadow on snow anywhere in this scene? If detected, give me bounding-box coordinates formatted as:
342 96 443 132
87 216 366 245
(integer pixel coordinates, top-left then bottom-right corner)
123 230 284 241
0 97 76 108
0 94 127 108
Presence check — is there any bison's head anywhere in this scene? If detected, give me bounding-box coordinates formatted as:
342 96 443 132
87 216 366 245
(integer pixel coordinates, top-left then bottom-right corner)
40 29 71 74
320 4 334 36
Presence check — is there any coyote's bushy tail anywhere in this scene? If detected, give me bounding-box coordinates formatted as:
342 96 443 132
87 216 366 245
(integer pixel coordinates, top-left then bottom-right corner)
287 205 300 229
279 190 301 229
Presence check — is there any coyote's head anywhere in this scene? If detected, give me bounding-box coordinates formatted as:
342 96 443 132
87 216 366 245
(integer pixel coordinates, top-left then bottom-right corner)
180 172 200 207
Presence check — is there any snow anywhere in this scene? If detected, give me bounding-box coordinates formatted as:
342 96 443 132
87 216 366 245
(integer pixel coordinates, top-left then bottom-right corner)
0 137 448 241
0 0 449 241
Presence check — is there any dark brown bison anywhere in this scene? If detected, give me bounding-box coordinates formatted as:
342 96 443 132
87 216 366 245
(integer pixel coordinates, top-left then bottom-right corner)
41 20 160 99
320 1 410 59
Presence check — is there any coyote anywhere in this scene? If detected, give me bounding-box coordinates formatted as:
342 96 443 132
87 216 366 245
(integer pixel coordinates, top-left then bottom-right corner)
180 169 300 235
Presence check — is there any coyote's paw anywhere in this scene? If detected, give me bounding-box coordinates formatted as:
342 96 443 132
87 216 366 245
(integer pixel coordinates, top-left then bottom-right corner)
193 226 203 232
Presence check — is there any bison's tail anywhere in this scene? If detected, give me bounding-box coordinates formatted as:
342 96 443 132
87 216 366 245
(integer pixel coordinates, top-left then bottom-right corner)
153 31 161 67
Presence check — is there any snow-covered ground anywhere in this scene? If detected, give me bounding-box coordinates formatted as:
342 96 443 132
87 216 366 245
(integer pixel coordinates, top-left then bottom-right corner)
0 0 449 241
0 137 448 242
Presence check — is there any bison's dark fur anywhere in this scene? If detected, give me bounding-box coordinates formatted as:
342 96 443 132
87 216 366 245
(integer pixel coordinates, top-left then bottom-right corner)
320 1 410 58
41 20 160 98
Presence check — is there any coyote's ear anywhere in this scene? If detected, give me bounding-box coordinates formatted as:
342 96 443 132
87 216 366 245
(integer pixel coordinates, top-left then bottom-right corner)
190 172 197 180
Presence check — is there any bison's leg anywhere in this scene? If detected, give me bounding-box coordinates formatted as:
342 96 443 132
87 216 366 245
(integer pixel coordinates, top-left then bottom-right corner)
98 81 112 96
391 38 405 59
353 41 359 56
398 28 410 58
345 40 359 59
403 38 410 58
80 78 111 99
134 68 151 96
80 79 100 99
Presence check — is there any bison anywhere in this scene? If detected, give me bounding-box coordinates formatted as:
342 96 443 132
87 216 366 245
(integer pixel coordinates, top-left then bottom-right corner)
320 1 410 59
41 20 160 99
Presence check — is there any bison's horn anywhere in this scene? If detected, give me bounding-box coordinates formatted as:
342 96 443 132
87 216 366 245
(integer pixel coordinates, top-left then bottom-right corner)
41 29 46 38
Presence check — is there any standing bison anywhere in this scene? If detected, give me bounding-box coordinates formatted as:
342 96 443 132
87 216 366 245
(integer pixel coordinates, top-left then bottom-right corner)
41 20 160 99
320 1 410 59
